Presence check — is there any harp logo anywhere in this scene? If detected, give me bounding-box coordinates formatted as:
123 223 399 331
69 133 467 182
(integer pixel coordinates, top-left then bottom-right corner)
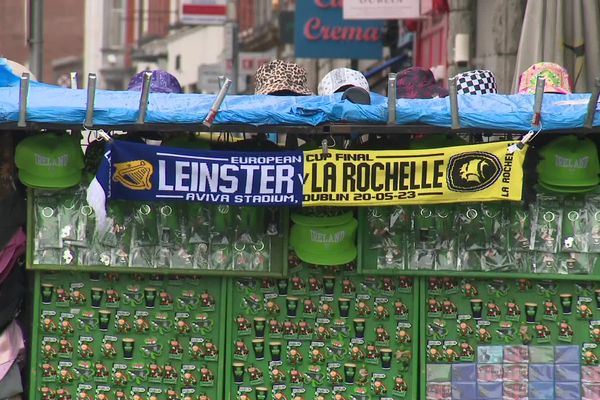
113 160 153 190
447 152 502 192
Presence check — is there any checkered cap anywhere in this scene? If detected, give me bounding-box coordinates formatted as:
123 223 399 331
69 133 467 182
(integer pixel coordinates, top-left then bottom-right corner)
454 69 497 95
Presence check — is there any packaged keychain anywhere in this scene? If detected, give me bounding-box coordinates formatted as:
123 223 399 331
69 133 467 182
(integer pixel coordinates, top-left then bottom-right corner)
457 205 487 251
586 194 600 252
530 194 563 253
481 203 509 249
188 203 211 244
508 203 531 251
132 203 159 246
413 206 439 250
157 203 185 247
561 196 588 253
34 191 61 250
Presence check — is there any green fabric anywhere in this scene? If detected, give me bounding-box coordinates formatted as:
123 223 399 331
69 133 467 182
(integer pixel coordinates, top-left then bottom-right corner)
15 133 84 189
291 211 354 228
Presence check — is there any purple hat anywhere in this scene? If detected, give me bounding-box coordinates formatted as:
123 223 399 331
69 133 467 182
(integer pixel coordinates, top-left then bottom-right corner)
127 70 183 94
396 67 449 99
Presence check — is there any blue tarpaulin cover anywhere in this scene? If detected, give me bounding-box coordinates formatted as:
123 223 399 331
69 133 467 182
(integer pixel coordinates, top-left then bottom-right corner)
0 58 599 130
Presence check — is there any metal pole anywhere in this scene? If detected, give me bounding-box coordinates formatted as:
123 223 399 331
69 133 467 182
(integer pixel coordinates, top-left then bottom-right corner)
18 74 30 128
228 2 239 94
449 77 460 129
29 0 44 81
584 78 600 129
387 73 397 124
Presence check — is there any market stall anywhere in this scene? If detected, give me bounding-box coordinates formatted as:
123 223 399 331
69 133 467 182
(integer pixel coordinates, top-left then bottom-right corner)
3 58 600 400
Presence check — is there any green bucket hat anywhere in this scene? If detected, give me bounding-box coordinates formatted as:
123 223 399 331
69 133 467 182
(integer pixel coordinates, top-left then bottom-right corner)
15 133 84 189
290 212 358 266
537 135 600 191
409 134 467 150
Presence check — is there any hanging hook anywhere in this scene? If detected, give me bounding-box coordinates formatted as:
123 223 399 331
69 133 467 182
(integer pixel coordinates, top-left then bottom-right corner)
70 72 78 89
17 73 30 128
84 73 97 128
136 71 153 124
387 72 397 124
584 77 600 129
203 77 232 128
321 139 329 155
449 77 460 129
531 76 546 128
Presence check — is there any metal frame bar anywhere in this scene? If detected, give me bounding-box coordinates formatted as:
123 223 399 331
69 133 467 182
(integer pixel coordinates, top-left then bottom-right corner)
136 71 152 124
584 77 600 129
449 77 460 129
531 76 546 128
84 73 97 127
387 73 397 124
17 73 30 128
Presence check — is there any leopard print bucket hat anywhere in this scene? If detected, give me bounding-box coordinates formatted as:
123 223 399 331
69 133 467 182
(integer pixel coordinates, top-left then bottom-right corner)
254 60 313 95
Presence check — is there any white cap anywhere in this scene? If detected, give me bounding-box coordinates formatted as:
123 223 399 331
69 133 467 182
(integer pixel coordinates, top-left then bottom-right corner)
318 68 369 96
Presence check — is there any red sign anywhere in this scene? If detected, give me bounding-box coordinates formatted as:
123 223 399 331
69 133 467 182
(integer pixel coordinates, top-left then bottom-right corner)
180 0 227 25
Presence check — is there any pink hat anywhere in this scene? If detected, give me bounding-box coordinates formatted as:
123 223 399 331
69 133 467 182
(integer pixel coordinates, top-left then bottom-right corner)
518 62 572 94
0 321 24 381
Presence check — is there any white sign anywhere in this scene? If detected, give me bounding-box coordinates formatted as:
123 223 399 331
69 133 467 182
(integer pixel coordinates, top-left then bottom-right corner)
198 63 226 94
343 0 421 20
237 50 277 75
180 0 227 25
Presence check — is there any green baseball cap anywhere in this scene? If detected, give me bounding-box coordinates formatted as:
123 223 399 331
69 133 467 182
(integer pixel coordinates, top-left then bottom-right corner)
290 212 358 266
409 134 467 150
537 135 600 190
538 181 599 194
15 133 84 189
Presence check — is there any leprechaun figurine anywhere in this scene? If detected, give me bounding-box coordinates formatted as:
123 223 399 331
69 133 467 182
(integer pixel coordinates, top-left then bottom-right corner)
266 301 280 315
543 301 558 319
356 368 370 386
444 348 459 362
427 298 441 314
442 300 457 317
135 317 150 333
95 363 109 379
394 376 408 394
382 277 395 293
61 319 74 335
350 345 365 361
461 282 478 297
289 369 305 384
40 387 54 400
42 343 56 359
169 339 183 356
372 380 388 395
288 348 303 365
176 319 190 334
428 278 442 293
506 301 521 319
291 276 305 291
591 326 600 343
311 348 326 363
234 341 249 357
269 319 282 335
200 291 215 308
113 370 128 386
328 369 343 384
477 328 492 343
199 367 214 384
375 326 390 342
374 305 390 320
315 325 331 340
283 320 297 336
182 371 198 386
102 342 117 358
457 321 474 337
303 299 316 314
270 368 286 383
486 302 501 319
342 279 355 294
579 303 593 319
394 301 408 318
519 325 532 344
308 277 322 292
397 329 411 344
356 301 371 316
584 350 599 365
204 341 218 357
247 365 263 382
298 320 312 336
460 342 475 359
148 363 162 379
558 321 573 341
366 345 379 361
427 347 441 362
236 315 251 333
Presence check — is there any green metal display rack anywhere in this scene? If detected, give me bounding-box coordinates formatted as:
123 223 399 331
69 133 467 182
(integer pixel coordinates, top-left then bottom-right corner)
224 265 419 400
419 276 600 400
29 271 228 400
